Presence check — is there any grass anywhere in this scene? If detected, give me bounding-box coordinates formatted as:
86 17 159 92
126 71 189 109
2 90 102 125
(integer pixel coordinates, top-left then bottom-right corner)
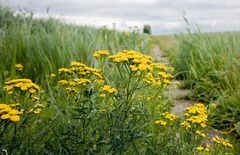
0 6 152 84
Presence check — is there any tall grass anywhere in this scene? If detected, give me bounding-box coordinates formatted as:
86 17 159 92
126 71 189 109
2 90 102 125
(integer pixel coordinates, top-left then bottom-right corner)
163 30 240 143
172 31 240 102
0 6 152 83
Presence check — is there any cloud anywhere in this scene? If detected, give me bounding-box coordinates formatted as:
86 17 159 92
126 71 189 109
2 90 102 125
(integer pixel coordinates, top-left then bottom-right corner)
1 0 240 34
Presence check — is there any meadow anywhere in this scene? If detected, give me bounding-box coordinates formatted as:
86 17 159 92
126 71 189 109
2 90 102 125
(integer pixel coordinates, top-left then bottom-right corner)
0 6 238 154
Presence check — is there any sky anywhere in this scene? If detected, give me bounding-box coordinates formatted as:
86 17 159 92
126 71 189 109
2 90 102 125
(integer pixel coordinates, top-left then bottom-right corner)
1 0 240 34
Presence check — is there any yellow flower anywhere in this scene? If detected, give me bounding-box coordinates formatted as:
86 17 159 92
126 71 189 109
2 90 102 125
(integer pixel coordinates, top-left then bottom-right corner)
95 79 104 85
3 86 13 91
102 85 117 94
58 80 68 86
133 59 141 63
158 72 167 78
0 104 9 109
33 109 41 114
153 63 167 71
195 130 206 138
58 68 73 74
163 79 172 85
34 104 45 108
70 61 86 67
20 86 28 90
10 115 20 122
200 123 207 128
163 112 177 121
166 74 174 79
51 73 56 77
8 91 14 95
138 64 147 71
15 64 23 71
181 121 191 129
196 146 204 151
130 65 138 71
8 109 21 115
29 88 36 94
113 57 122 63
1 114 10 119
0 107 12 114
212 136 233 148
32 96 40 101
4 79 40 94
93 50 109 58
99 94 106 98
155 120 167 126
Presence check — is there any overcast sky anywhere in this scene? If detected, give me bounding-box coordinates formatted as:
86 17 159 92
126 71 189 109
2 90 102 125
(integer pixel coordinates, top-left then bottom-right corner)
1 0 240 34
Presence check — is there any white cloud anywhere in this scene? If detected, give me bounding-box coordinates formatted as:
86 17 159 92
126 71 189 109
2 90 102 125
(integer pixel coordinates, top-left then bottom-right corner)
1 0 240 34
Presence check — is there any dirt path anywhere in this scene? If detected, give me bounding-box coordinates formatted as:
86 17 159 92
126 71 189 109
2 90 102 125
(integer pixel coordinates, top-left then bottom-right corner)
151 44 221 139
152 45 194 116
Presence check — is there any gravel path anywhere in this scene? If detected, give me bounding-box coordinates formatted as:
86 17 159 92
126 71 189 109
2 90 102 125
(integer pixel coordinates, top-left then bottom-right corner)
151 44 221 139
151 45 194 116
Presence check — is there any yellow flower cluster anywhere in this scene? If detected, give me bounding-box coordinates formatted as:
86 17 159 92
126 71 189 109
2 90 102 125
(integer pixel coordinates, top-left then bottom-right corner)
212 136 233 148
195 130 206 138
196 144 210 152
153 63 167 71
4 79 40 95
144 63 174 86
93 50 109 59
162 112 177 121
155 120 167 126
58 78 91 86
144 73 161 85
155 112 176 126
0 103 21 122
109 50 152 72
183 103 207 128
29 104 46 114
58 61 103 79
102 85 117 94
58 78 91 93
15 64 24 71
51 73 56 77
58 68 73 74
181 121 191 129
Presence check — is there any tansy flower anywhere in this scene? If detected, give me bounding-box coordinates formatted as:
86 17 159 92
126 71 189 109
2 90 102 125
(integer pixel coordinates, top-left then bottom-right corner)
138 64 147 71
4 79 40 94
155 120 167 126
0 103 21 122
50 73 56 77
15 64 23 71
10 115 20 122
196 146 204 151
195 130 206 138
93 50 109 58
102 85 117 94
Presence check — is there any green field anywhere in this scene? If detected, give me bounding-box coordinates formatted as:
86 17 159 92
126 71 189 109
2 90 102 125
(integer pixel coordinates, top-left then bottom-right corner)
0 6 239 154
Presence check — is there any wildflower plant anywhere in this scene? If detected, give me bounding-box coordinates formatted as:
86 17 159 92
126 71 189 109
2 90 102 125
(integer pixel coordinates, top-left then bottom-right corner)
151 103 234 154
1 78 45 153
51 49 174 154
